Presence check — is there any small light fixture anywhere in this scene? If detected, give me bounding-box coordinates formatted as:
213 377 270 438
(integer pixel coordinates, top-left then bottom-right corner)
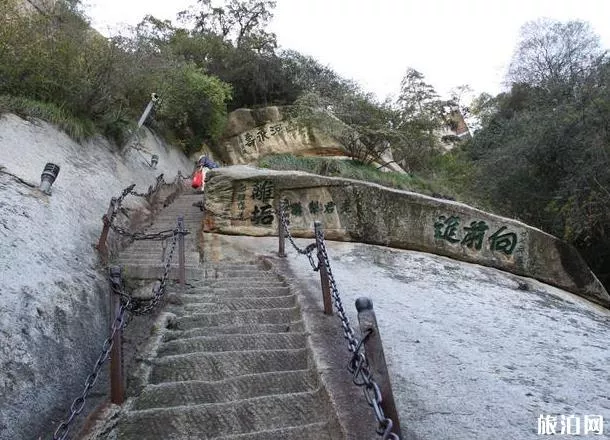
150 154 159 169
40 162 60 194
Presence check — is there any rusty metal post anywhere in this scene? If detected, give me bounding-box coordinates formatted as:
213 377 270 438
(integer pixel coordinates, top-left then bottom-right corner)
109 266 124 405
314 221 333 315
277 200 286 258
355 297 402 438
177 216 186 291
97 197 117 264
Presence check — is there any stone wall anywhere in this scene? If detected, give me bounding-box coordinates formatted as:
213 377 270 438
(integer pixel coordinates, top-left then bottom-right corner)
218 107 349 165
0 114 192 439
204 166 609 308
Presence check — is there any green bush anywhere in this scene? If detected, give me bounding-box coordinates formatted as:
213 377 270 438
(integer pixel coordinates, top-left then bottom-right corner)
0 95 96 141
258 154 432 193
154 64 232 154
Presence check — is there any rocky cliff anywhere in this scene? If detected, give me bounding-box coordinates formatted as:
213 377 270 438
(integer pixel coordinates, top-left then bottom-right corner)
203 166 609 308
0 114 192 440
217 106 406 174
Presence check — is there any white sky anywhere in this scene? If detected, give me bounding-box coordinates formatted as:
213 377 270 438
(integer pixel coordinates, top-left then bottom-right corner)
87 0 610 102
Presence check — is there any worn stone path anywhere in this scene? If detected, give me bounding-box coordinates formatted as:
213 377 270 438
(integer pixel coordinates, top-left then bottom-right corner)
101 192 342 439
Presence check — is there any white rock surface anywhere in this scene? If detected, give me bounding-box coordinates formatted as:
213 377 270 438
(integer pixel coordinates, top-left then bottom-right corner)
0 114 192 439
218 235 610 439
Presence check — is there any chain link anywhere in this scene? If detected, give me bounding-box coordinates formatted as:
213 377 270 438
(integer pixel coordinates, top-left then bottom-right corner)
129 174 166 198
280 198 401 437
109 223 179 241
277 201 319 271
124 231 179 315
53 216 188 439
53 278 129 440
315 229 399 440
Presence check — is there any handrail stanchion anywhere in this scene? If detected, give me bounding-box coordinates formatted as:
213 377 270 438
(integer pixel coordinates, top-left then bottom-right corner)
278 200 286 258
314 221 333 315
356 297 402 439
97 197 117 264
177 216 186 291
109 266 125 405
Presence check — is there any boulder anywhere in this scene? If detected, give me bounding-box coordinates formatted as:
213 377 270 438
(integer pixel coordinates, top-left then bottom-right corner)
203 166 610 308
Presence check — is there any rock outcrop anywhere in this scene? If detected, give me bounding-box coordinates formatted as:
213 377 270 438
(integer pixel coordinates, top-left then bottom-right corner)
0 113 192 440
218 107 349 165
203 166 609 308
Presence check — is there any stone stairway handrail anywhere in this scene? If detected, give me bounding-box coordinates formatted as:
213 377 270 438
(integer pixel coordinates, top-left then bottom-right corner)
52 216 188 440
95 171 190 264
277 201 403 439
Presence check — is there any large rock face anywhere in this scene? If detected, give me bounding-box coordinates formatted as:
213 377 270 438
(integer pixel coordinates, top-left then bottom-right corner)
218 107 347 164
0 114 192 440
204 166 609 307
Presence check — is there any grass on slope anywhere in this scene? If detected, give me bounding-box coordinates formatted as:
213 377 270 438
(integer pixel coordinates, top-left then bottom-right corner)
258 154 434 194
0 95 96 142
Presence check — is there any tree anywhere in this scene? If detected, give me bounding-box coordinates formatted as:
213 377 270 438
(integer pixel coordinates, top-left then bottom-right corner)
155 63 232 152
183 0 277 52
508 19 605 88
397 68 441 126
449 84 474 116
468 54 610 289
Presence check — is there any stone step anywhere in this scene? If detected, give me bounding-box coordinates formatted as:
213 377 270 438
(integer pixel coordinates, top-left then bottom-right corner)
132 369 318 409
121 266 203 280
170 308 300 330
150 349 308 383
119 251 200 260
162 200 204 207
158 332 307 356
118 390 329 439
188 280 287 289
194 270 280 280
118 257 201 266
174 295 297 311
154 214 204 220
163 322 305 341
146 217 202 224
148 213 202 219
121 245 200 254
210 422 332 440
180 287 292 299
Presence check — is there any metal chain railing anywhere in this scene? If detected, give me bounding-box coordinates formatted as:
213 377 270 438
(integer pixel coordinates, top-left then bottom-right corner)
317 230 399 439
109 224 177 241
52 282 130 440
104 184 136 226
277 200 319 271
124 231 179 316
53 216 188 440
278 203 400 440
97 172 189 263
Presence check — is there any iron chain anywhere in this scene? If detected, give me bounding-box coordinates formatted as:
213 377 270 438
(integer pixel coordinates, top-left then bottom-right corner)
277 202 319 271
315 229 399 440
129 174 166 198
54 215 187 439
109 223 179 241
53 279 129 440
125 230 179 315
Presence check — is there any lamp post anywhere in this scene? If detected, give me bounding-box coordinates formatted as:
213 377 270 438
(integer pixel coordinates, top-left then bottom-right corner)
39 163 60 194
137 92 159 129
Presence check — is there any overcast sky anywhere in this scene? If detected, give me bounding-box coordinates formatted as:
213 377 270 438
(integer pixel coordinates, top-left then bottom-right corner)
87 0 610 102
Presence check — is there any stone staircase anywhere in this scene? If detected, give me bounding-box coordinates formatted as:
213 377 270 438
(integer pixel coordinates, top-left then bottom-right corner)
117 192 205 279
104 191 342 439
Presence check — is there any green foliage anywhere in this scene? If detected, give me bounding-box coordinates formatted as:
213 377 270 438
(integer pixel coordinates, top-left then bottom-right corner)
258 154 432 193
184 0 277 52
155 64 232 153
468 19 610 287
0 95 96 141
0 2 234 149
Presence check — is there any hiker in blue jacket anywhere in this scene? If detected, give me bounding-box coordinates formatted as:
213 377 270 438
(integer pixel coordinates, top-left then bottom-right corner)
197 155 219 169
